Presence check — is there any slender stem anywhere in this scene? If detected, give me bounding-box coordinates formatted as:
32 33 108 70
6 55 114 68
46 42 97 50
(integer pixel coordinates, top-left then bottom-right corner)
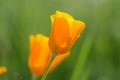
41 53 56 80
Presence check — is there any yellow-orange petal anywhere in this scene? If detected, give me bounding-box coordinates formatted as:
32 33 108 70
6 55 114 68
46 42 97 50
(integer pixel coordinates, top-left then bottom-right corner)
55 11 74 25
50 15 55 27
69 20 85 45
49 52 70 73
53 18 70 46
0 67 7 75
29 34 52 76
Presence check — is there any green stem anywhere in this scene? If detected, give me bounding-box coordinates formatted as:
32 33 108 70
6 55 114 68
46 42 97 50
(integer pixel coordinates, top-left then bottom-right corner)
41 53 56 80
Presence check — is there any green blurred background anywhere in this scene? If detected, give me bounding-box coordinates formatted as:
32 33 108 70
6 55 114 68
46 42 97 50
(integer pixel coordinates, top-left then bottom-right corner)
0 0 120 80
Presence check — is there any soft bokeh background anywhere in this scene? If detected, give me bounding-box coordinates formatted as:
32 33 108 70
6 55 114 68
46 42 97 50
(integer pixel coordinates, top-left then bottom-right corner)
0 0 120 80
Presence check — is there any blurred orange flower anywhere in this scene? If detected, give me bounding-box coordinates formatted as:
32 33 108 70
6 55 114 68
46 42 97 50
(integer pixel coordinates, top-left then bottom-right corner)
0 67 7 75
49 11 85 55
28 34 69 76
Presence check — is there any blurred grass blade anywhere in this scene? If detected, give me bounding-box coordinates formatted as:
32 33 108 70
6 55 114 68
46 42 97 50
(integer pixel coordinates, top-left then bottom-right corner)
70 36 93 80
80 68 91 80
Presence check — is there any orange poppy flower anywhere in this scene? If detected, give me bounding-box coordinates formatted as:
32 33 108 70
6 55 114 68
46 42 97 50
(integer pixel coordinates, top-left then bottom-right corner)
49 11 85 55
0 66 7 75
28 34 69 76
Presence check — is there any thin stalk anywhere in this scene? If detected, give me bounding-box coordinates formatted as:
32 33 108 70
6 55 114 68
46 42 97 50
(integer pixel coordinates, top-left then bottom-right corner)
41 53 56 80
70 36 93 80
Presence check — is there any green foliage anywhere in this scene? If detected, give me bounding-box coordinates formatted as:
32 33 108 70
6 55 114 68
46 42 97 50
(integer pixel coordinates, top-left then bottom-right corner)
0 0 120 80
